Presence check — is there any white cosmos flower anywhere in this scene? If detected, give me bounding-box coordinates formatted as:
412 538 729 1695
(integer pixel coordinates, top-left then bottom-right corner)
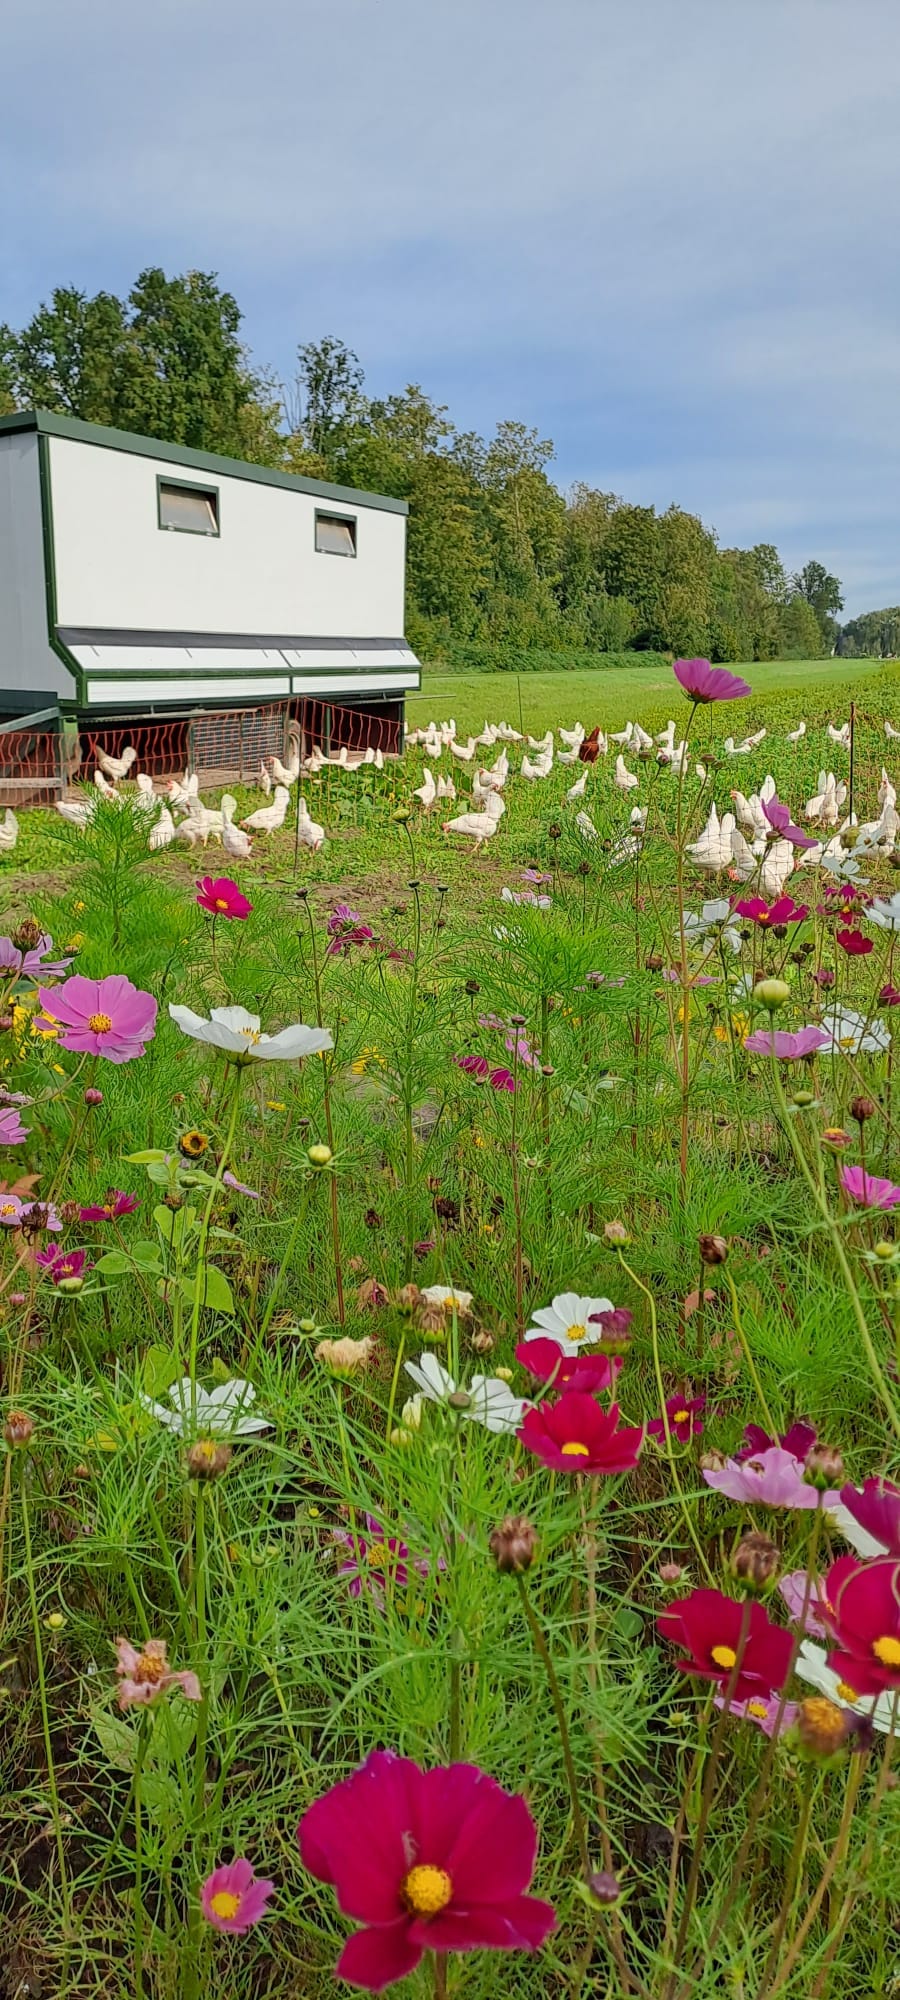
821 854 870 886
824 1500 888 1558
168 1003 333 1063
797 1641 897 1732
681 901 740 953
819 1006 891 1057
141 1377 272 1436
865 894 900 933
420 1284 474 1313
524 1291 614 1357
403 1352 529 1433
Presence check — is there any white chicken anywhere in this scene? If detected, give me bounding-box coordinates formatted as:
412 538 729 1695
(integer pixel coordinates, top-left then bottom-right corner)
786 721 807 743
57 795 97 828
521 753 553 781
576 810 598 842
94 768 123 804
686 804 736 875
177 799 224 848
609 806 648 868
527 731 554 756
885 721 900 741
436 774 456 803
241 784 291 833
270 753 300 787
559 724 585 750
414 768 438 811
0 808 18 852
95 745 137 783
148 806 177 851
566 771 588 803
443 791 505 849
614 755 639 792
296 797 325 851
656 720 677 754
220 795 252 860
827 722 851 750
258 762 272 796
168 772 200 811
611 722 635 747
450 737 477 763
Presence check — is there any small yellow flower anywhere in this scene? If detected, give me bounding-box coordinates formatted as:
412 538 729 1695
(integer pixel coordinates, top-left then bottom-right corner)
350 1045 386 1076
266 1100 287 1112
66 933 85 950
179 1130 209 1158
73 900 85 914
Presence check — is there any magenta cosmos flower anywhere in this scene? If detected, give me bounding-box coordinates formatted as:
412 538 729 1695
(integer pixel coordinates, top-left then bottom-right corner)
196 875 252 920
836 927 873 957
657 1588 794 1700
760 796 818 850
79 1190 140 1222
518 1393 643 1474
0 1106 27 1146
673 658 751 703
38 975 157 1063
201 1857 275 1934
738 1419 817 1463
840 1166 900 1211
838 1477 900 1558
297 1750 556 1991
332 1515 430 1606
648 1394 705 1443
743 1026 828 1060
114 1636 201 1710
734 895 809 927
820 1554 900 1696
514 1337 622 1395
34 1246 91 1286
703 1446 829 1509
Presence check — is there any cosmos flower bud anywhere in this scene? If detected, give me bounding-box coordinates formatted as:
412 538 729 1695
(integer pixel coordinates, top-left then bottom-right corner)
307 1144 333 1167
57 1275 85 1295
4 1411 34 1448
470 1328 495 1354
45 1611 66 1631
658 1561 684 1584
587 1872 621 1906
603 1220 630 1246
187 1438 233 1481
400 1395 423 1431
753 978 791 1009
8 1293 26 1307
12 918 43 951
59 1201 80 1225
731 1530 780 1594
794 1697 849 1758
84 1087 103 1106
698 1233 728 1265
396 1283 421 1313
464 979 481 996
645 953 664 971
389 1425 414 1449
812 966 835 989
589 1306 634 1354
447 1389 472 1411
791 1088 815 1107
391 805 412 824
850 1095 877 1125
803 1443 845 1491
874 1240 898 1261
489 1515 539 1573
548 823 562 840
364 1208 383 1230
494 1366 514 1382
821 1127 852 1152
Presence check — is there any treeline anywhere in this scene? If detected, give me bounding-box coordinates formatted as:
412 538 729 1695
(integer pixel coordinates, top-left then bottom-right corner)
0 269 843 663
838 608 900 658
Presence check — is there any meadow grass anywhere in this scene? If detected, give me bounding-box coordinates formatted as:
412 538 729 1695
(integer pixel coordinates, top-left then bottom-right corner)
2 667 900 1998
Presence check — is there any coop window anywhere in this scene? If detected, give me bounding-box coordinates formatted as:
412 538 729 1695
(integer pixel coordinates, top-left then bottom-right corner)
315 510 357 557
157 479 220 536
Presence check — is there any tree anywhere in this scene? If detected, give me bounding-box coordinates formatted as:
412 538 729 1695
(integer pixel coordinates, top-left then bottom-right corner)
292 336 364 456
793 560 844 650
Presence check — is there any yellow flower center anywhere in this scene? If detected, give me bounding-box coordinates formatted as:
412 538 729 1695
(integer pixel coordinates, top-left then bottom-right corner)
193 1439 218 1466
872 1634 900 1667
711 1644 738 1670
239 1027 261 1044
567 1322 587 1342
561 1440 590 1457
267 1101 286 1111
59 1261 76 1277
136 1651 166 1684
837 1680 859 1702
87 1013 113 1034
213 898 230 912
402 1865 453 1917
673 1409 690 1425
210 1890 241 1919
0 1202 18 1216
365 1543 392 1569
747 1699 769 1719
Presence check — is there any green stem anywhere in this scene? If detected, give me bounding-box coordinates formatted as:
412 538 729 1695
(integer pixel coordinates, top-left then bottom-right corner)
722 1267 778 1437
20 1459 71 1926
514 1571 589 1876
616 1252 717 1584
187 1069 244 1408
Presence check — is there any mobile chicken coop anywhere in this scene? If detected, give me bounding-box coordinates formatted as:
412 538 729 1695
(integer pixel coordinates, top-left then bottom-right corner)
0 410 420 797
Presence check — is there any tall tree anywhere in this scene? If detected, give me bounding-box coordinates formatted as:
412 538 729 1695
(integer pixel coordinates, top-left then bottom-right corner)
292 336 364 456
793 560 843 648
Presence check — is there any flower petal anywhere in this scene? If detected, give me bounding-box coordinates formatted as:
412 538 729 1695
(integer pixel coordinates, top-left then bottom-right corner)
335 1925 422 1992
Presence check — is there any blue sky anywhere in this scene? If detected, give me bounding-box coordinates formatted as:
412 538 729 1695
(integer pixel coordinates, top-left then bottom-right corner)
3 0 899 615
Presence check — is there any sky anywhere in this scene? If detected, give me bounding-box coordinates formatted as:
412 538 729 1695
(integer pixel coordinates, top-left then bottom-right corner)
3 0 900 616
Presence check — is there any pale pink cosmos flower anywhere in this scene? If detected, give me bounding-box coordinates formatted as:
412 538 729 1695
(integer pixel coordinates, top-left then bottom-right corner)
0 1106 28 1146
114 1636 201 1709
761 795 818 851
778 1570 828 1637
714 1692 800 1736
703 1446 833 1510
39 975 157 1063
201 1857 275 1933
840 1165 900 1211
743 1026 828 1060
673 658 752 703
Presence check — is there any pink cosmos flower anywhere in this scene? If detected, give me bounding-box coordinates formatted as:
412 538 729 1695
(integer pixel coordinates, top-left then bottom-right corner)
34 1246 91 1285
820 1554 900 1696
223 1170 261 1200
297 1750 556 1991
326 924 378 957
703 1446 830 1509
16 1200 63 1235
0 933 74 978
734 895 809 927
0 1106 27 1147
514 1337 622 1394
714 1691 800 1735
0 1194 26 1227
38 975 157 1063
880 983 900 1007
778 1571 828 1637
760 796 818 850
648 1394 705 1443
738 1420 817 1463
838 1476 900 1557
327 902 363 932
743 1026 828 1060
522 870 552 886
114 1636 201 1709
201 1857 275 1933
332 1514 431 1607
673 658 751 703
455 1053 489 1078
79 1190 140 1222
836 927 873 957
196 875 252 920
658 1589 793 1699
840 1166 900 1210
488 1067 517 1092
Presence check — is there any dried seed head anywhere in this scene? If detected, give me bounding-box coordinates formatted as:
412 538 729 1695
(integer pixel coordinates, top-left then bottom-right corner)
59 1200 80 1226
603 1219 630 1246
731 1530 780 1594
464 978 481 996
804 1443 845 1491
186 1438 232 1481
4 1411 34 1448
434 1196 460 1225
470 1328 495 1355
698 1233 728 1266
795 1697 849 1757
314 1336 375 1376
364 1208 383 1230
395 1283 421 1313
658 1561 684 1584
645 953 664 972
489 1515 539 1573
415 1301 448 1339
12 918 43 951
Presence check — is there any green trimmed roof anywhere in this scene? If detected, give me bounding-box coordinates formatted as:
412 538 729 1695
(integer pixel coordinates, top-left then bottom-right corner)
0 409 408 516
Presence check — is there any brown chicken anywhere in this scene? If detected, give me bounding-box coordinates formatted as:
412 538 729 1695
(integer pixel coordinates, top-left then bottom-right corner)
578 726 603 764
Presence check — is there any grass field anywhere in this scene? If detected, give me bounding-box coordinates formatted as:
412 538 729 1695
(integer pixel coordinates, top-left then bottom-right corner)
412 655 900 737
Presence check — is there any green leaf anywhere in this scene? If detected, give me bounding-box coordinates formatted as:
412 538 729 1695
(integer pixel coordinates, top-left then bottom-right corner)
91 1707 139 1771
153 1204 196 1248
142 1345 183 1396
149 1698 197 1764
179 1264 235 1315
130 1240 163 1270
147 1162 174 1185
92 1249 132 1276
612 1606 644 1640
124 1149 169 1165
